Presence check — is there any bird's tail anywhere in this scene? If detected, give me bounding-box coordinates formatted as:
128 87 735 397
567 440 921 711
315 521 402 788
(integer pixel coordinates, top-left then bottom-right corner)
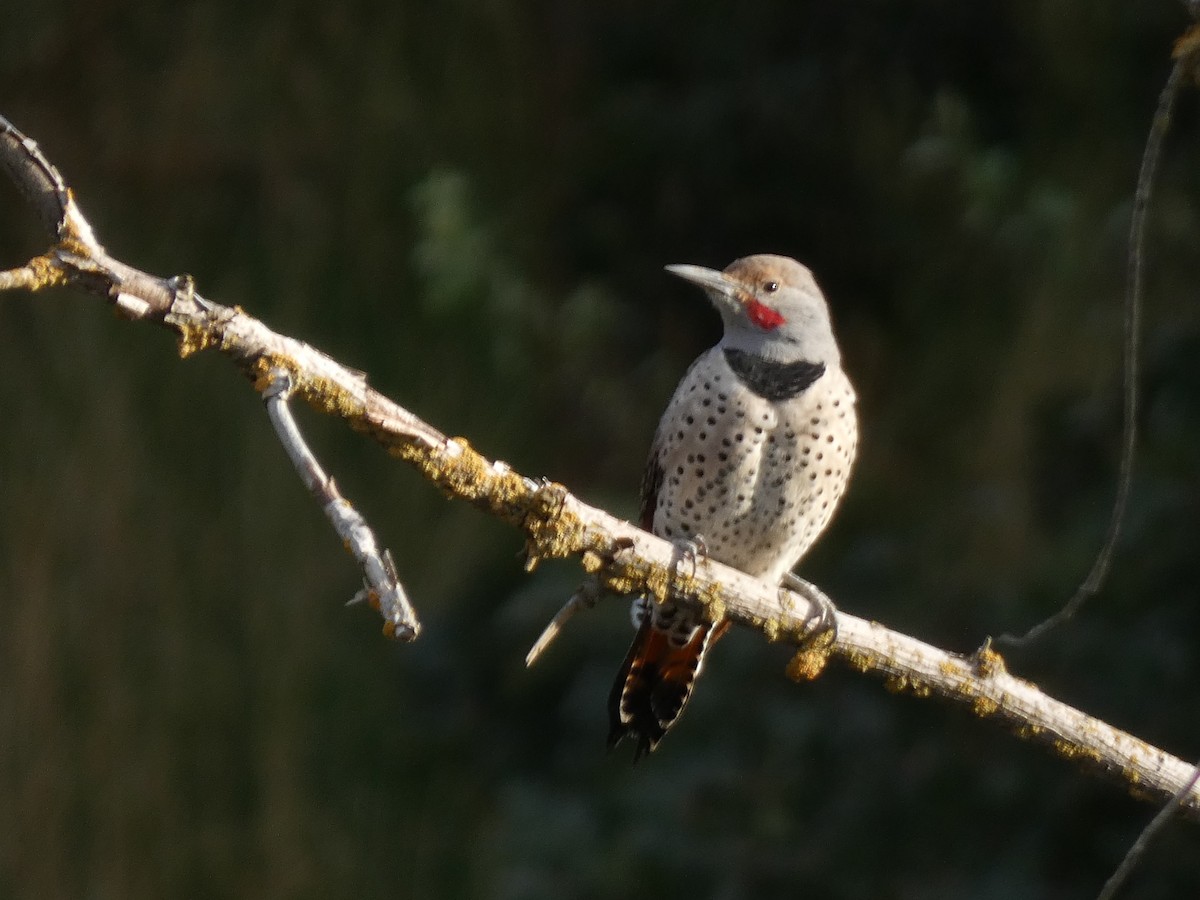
607 612 730 760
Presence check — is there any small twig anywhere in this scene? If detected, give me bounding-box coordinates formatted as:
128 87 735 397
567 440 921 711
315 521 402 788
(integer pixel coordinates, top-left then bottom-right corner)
1000 52 1188 647
0 119 91 242
1096 759 1200 900
0 259 52 291
525 577 604 666
262 370 419 640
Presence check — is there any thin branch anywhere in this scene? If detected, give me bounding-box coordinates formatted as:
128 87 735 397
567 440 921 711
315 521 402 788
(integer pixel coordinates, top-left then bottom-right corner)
0 256 57 291
1001 52 1189 647
1096 759 1200 900
1090 31 1200 897
1 113 1198 819
0 121 86 239
525 576 604 666
262 369 419 639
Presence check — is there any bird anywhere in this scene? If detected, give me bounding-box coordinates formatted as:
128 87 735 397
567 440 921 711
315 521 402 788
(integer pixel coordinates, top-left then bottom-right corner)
608 254 858 760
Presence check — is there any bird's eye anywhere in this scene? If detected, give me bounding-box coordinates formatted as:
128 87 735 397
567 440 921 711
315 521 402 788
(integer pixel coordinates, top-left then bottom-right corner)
763 281 779 293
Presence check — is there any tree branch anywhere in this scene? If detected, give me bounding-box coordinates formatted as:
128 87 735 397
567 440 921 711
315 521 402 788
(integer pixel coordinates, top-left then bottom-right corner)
261 368 419 638
1 113 1196 818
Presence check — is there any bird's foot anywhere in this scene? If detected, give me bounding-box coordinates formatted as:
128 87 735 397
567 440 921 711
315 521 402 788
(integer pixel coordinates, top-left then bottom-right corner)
671 534 709 582
781 571 839 648
782 574 838 682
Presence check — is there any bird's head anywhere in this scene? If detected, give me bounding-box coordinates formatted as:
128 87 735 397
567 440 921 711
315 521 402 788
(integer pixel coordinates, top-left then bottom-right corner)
665 254 840 364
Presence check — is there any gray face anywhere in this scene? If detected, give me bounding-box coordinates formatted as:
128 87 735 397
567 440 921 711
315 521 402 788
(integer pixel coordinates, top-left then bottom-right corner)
665 254 841 365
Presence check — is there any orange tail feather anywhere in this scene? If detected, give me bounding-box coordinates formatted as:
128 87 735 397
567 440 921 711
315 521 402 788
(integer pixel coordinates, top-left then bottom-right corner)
608 617 730 759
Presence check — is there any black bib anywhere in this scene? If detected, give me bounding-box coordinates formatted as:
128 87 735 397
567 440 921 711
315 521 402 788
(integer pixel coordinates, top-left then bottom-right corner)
723 348 825 401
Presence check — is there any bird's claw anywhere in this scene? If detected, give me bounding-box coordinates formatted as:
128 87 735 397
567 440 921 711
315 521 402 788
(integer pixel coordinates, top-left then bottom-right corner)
672 534 709 581
781 571 839 649
781 574 839 682
800 591 839 648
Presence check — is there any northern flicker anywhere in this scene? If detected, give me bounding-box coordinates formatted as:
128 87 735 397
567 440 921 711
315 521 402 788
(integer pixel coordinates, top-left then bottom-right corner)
608 254 857 759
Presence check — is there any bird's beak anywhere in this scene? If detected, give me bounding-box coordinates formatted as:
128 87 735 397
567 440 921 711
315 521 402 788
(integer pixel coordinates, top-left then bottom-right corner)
665 264 745 314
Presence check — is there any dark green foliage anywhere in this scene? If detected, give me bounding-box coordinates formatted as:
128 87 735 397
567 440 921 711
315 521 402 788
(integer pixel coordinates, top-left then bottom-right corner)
2 2 1198 897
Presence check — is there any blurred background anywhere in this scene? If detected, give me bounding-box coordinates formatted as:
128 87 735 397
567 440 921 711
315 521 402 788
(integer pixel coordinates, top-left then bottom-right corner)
2 2 1199 897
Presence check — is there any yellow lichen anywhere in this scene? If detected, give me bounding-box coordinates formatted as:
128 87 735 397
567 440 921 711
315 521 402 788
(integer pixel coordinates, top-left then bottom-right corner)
938 658 964 678
597 567 641 598
247 355 368 422
883 674 932 697
972 696 1000 717
705 597 727 624
970 640 1008 678
177 321 219 358
841 650 875 674
639 561 672 606
23 253 69 291
249 360 278 391
1051 739 1101 763
393 436 494 503
1014 723 1045 741
522 482 587 561
786 647 830 682
580 550 604 574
